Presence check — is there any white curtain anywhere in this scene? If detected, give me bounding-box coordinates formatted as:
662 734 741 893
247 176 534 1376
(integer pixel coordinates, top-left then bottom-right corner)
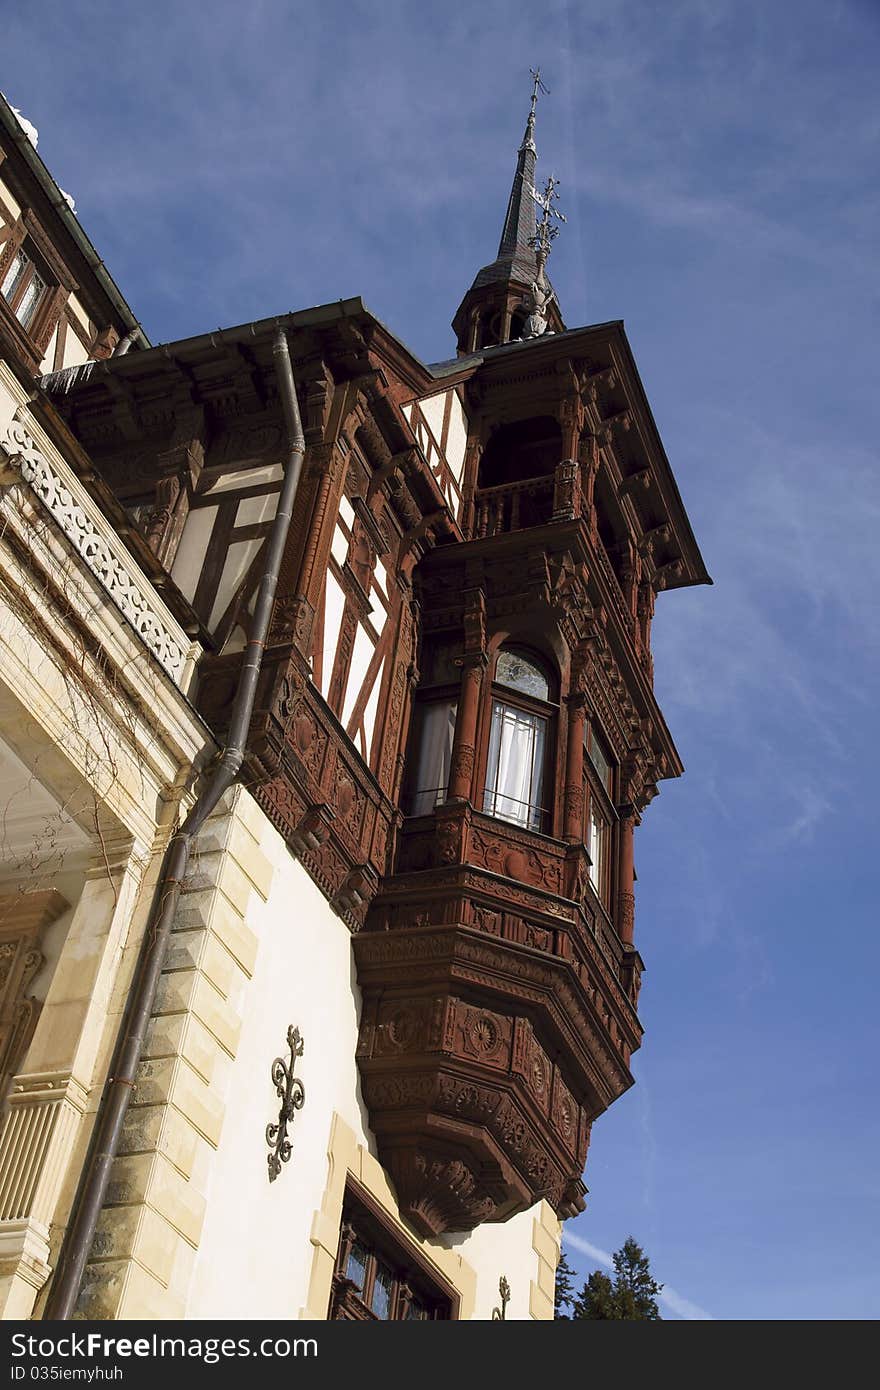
411 701 457 816
588 800 607 897
483 701 546 830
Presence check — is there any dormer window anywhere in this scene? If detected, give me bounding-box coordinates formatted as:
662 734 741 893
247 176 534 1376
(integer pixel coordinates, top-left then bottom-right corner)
482 647 554 833
1 245 48 331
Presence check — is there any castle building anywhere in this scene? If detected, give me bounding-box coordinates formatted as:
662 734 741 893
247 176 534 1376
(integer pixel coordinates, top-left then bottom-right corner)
0 82 708 1321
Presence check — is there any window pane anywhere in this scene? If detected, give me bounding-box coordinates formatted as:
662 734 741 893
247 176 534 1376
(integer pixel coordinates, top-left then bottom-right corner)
406 1297 428 1320
588 801 607 898
411 701 457 816
1 248 30 303
495 649 549 701
346 1241 368 1291
586 725 613 794
483 700 546 830
17 268 46 329
371 1260 394 1319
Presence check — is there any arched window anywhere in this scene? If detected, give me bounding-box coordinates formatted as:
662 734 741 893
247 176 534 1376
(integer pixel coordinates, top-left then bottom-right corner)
509 307 528 340
477 310 501 349
482 647 555 833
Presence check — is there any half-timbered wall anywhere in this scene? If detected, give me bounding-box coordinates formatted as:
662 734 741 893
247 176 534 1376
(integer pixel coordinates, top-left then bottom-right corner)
171 461 283 653
400 386 468 526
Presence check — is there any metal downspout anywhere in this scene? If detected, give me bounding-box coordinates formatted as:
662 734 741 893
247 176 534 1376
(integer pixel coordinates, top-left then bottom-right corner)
43 326 306 1319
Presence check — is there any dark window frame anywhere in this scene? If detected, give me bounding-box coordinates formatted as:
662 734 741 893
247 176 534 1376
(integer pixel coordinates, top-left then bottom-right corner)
406 685 459 817
480 645 558 835
329 1179 457 1321
583 720 617 908
1 241 48 329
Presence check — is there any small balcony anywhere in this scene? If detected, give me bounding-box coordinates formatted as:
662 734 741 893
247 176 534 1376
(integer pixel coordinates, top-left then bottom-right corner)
472 458 585 539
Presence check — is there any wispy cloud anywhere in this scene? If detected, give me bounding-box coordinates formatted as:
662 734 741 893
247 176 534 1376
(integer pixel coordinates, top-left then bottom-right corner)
564 1231 714 1321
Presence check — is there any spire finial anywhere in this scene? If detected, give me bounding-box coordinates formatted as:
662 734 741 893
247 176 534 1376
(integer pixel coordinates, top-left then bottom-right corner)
522 66 549 152
529 172 566 278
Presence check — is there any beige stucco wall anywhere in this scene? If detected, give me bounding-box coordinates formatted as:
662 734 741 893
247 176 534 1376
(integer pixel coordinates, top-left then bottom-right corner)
118 795 561 1323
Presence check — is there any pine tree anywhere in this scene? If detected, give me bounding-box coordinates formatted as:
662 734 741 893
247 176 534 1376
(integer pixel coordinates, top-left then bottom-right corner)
574 1269 617 1319
611 1236 663 1320
569 1237 663 1321
554 1249 577 1318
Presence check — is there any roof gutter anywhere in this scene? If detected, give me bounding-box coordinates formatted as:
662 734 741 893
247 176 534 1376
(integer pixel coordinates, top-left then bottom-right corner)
42 325 306 1318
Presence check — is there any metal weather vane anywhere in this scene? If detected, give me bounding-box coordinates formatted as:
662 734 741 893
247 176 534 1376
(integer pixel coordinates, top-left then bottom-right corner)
529 66 550 112
529 173 567 267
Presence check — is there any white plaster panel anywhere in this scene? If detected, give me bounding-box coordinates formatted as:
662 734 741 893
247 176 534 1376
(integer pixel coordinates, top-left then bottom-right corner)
419 394 446 450
67 295 91 334
446 390 468 486
39 329 58 376
320 571 346 699
373 559 389 602
236 493 278 527
171 506 217 604
209 540 257 630
330 522 348 567
0 177 22 223
60 334 89 372
363 657 383 760
341 624 374 728
205 464 283 495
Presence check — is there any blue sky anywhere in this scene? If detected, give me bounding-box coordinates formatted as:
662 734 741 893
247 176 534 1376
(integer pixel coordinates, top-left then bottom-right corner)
5 0 878 1320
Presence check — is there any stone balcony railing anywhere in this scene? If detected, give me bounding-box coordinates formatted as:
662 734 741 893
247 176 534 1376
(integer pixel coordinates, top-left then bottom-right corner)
0 380 200 692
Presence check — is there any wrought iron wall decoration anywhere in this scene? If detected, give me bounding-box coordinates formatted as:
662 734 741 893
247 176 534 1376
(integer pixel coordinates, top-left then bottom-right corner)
492 1275 511 1320
266 1025 305 1182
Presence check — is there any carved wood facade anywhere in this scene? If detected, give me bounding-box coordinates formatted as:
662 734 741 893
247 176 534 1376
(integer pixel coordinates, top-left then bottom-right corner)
48 301 708 1239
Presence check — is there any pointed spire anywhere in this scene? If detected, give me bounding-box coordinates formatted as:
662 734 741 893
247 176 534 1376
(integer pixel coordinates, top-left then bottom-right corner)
477 69 547 290
452 71 566 352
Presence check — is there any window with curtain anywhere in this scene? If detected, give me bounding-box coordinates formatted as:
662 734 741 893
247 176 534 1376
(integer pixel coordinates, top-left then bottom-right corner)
482 648 553 833
410 700 456 816
588 798 608 899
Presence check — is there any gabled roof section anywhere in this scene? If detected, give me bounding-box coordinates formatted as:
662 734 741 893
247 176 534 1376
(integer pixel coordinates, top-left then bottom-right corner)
429 318 711 591
0 92 148 350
